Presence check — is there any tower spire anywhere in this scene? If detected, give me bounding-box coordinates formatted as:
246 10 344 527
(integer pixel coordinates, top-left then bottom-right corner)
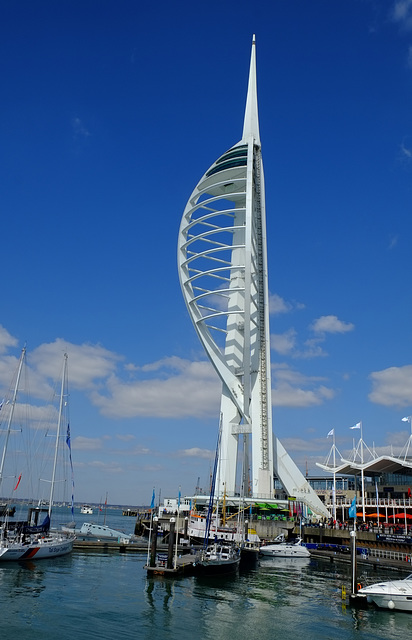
242 34 260 146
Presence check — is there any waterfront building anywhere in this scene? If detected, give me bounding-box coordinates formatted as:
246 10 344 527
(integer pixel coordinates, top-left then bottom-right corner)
178 37 328 517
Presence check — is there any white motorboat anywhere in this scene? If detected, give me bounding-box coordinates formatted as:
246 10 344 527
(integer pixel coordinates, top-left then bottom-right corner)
358 575 412 612
260 537 310 558
80 504 93 515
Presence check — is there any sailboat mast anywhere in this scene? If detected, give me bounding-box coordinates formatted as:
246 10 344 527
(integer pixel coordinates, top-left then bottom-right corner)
48 353 68 518
0 347 26 494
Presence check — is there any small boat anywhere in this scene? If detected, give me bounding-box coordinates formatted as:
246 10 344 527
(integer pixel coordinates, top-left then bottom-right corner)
194 540 240 576
0 350 75 561
358 575 412 611
260 537 310 558
80 505 93 515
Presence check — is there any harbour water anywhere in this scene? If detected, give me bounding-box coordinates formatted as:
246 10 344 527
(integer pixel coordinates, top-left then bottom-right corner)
1 508 412 639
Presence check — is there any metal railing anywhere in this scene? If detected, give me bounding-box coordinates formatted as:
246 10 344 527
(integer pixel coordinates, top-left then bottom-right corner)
366 547 412 563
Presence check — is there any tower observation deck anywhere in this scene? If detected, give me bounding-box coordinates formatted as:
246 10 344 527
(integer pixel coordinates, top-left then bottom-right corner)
178 37 329 517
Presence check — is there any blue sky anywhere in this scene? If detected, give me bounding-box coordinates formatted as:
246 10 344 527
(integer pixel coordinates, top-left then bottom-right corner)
0 0 411 506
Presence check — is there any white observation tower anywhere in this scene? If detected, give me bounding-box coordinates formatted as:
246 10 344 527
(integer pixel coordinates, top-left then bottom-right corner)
178 37 329 516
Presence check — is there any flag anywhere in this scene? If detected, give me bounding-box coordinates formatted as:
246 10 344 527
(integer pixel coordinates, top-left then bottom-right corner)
327 429 334 437
402 417 410 422
66 424 75 519
178 489 181 509
350 422 361 430
408 488 411 498
150 488 155 510
13 473 22 491
349 496 357 518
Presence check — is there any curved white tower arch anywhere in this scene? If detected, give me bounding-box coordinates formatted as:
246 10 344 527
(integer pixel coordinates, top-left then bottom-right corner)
178 38 330 515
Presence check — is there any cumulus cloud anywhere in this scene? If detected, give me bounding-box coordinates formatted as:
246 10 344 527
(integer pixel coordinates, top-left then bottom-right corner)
269 293 304 315
310 315 354 334
30 338 121 393
271 329 297 355
91 357 220 419
369 364 412 407
298 338 328 359
271 364 335 407
0 326 18 355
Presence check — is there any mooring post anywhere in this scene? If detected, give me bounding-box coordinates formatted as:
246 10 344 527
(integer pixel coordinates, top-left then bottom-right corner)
167 518 176 570
149 517 159 567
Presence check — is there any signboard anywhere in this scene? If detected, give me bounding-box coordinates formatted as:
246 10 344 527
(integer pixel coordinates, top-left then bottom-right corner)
376 534 412 544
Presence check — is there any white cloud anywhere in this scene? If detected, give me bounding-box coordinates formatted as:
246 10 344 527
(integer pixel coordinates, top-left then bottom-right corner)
392 0 412 29
269 293 292 314
116 434 136 442
30 338 121 392
271 364 335 408
72 436 104 451
310 315 354 334
269 293 304 315
298 337 328 359
271 329 297 355
91 357 220 419
0 326 18 355
369 364 412 407
177 447 214 459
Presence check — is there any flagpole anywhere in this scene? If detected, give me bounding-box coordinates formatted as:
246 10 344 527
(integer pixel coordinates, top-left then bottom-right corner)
174 487 181 570
360 421 366 522
376 481 380 527
332 431 336 523
404 494 407 533
146 488 155 567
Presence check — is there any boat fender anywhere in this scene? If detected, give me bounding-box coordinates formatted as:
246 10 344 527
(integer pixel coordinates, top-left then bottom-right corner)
388 600 395 610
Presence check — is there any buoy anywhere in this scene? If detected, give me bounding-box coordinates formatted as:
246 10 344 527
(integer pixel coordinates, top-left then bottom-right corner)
388 600 395 610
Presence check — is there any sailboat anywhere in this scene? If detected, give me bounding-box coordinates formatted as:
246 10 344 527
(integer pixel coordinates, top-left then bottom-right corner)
193 421 241 576
0 348 75 561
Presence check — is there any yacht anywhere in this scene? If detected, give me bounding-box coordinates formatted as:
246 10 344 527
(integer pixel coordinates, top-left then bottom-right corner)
260 536 310 558
80 505 93 515
358 575 412 611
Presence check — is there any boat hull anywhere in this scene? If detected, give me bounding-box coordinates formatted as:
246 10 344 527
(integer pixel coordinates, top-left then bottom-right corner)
366 594 412 612
260 543 310 558
194 557 240 576
359 577 412 612
194 541 241 576
0 534 74 561
63 522 131 542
